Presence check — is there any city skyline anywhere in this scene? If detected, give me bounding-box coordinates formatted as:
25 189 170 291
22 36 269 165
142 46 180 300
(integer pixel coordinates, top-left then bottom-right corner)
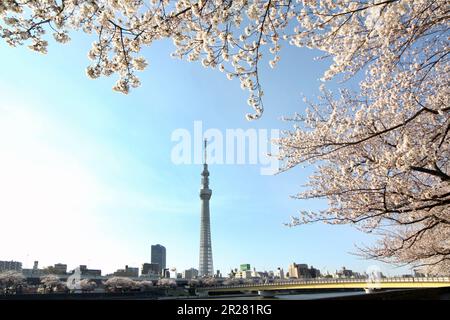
0 35 412 277
0 257 402 279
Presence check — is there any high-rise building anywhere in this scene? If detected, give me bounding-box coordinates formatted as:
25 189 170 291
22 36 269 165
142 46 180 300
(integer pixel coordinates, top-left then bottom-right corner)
199 139 213 277
151 244 166 273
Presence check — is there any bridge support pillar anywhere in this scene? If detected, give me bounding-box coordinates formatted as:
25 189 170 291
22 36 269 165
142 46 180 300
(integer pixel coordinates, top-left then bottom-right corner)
258 290 276 298
197 291 209 297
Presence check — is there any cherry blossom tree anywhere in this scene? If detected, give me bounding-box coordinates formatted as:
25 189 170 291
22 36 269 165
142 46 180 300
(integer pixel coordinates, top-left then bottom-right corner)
137 280 154 291
40 274 67 293
200 276 217 287
222 278 241 286
156 278 177 288
187 278 200 287
0 271 26 294
273 2 449 273
252 277 263 284
103 276 137 292
79 278 97 292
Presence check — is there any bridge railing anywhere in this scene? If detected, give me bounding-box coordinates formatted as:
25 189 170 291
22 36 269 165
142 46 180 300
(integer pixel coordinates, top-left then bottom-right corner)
202 277 450 290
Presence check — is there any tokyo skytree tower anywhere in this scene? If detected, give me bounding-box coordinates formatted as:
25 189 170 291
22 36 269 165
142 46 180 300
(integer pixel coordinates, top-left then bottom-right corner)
199 139 213 277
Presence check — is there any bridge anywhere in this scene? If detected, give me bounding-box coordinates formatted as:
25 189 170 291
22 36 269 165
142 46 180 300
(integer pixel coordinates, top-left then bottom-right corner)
196 277 450 296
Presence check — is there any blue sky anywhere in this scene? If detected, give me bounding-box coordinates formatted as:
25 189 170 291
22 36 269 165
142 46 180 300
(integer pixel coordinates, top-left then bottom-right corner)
0 31 412 276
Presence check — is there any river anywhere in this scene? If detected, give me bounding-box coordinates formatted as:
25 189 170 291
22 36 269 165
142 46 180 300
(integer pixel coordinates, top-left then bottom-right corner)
199 291 367 300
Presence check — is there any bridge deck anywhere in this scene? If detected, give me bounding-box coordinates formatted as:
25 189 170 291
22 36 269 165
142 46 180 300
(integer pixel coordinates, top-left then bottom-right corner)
199 277 450 292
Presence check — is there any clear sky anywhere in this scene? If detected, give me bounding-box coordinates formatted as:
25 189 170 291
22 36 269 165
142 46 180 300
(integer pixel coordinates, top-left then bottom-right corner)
0 31 412 277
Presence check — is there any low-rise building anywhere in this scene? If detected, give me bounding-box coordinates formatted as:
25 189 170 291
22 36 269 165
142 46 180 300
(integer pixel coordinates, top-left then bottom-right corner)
78 265 102 277
288 263 311 279
335 267 354 278
0 260 22 272
142 263 160 276
53 263 68 274
234 270 252 279
240 264 251 271
309 266 321 278
274 267 285 279
113 265 139 277
22 261 43 277
182 268 199 279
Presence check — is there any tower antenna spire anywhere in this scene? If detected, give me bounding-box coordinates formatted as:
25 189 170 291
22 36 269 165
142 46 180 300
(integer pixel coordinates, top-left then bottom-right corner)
204 138 207 164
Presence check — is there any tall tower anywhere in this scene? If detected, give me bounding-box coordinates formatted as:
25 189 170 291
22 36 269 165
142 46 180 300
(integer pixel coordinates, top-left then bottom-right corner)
199 139 213 277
